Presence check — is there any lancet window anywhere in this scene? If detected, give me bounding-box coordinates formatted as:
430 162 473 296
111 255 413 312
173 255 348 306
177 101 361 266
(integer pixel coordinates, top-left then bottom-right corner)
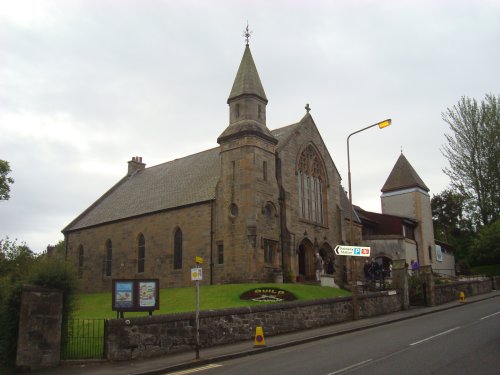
297 145 326 224
137 234 145 273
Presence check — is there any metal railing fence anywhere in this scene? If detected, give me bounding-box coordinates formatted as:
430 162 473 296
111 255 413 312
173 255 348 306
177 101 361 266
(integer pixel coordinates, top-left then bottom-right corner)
61 319 106 360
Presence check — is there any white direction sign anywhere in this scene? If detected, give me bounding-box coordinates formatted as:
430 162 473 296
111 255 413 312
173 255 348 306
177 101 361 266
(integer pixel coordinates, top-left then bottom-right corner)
334 245 371 257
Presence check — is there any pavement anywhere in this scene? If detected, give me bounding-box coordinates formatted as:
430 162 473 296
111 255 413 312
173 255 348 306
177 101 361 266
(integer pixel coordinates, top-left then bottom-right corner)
36 290 499 375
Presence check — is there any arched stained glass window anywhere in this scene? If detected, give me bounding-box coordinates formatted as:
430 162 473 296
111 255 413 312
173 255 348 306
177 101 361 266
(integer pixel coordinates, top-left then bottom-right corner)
138 234 145 273
297 145 326 224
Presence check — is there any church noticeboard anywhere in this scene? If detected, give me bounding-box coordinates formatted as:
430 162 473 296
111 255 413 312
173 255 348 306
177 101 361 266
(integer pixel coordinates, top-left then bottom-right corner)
112 279 159 313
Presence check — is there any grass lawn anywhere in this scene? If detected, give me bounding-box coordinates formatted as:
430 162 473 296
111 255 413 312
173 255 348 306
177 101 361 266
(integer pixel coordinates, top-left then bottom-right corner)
74 283 351 319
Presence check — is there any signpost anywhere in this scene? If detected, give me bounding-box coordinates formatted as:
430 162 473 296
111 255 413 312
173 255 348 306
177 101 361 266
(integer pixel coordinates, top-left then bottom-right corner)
191 256 203 359
334 245 371 321
334 245 371 257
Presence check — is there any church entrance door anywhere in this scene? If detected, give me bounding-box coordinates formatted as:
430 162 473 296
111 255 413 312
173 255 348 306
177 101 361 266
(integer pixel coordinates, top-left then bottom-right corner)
298 239 315 281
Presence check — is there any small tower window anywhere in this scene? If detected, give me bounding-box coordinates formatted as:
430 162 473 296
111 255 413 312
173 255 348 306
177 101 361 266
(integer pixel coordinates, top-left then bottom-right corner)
217 242 224 264
236 103 240 118
263 239 277 265
258 104 262 119
263 161 267 181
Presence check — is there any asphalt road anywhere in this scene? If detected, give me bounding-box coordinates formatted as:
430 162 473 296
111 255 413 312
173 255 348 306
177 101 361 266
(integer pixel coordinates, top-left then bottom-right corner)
168 298 500 375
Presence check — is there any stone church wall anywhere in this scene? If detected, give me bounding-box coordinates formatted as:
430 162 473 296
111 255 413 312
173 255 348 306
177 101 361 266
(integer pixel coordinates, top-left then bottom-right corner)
214 135 281 284
66 203 213 293
277 116 343 279
381 191 435 266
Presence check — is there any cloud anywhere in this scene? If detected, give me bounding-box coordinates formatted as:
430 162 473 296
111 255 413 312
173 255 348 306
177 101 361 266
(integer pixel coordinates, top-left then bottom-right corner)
1 0 499 252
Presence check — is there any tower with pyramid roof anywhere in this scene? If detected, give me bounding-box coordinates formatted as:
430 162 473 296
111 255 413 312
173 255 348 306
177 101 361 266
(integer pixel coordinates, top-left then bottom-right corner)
381 153 435 266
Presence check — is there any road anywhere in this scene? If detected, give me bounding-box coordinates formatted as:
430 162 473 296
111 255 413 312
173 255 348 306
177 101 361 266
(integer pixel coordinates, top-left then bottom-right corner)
167 298 500 375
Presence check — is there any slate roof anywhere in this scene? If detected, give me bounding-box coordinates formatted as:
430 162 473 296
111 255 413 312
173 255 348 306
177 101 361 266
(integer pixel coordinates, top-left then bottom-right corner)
63 122 305 232
354 207 417 236
63 147 221 232
340 186 361 224
381 153 429 193
227 44 267 103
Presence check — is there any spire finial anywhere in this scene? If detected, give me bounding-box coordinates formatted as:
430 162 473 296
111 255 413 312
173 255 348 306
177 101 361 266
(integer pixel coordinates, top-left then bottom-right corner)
305 103 311 113
243 22 253 45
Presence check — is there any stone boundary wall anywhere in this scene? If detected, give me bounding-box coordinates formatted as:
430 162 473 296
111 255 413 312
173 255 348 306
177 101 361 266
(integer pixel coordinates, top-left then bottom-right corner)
492 276 500 290
105 292 402 361
16 285 63 372
434 279 492 305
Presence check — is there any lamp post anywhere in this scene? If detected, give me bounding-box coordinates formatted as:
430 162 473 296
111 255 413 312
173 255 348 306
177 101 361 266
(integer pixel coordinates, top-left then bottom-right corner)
347 119 391 320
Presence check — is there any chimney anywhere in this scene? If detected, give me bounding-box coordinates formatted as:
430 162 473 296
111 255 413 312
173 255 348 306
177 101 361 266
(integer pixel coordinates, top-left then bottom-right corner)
127 156 146 176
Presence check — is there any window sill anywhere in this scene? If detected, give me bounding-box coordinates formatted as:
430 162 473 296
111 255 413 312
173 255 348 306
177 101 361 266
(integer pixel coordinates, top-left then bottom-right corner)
298 218 328 229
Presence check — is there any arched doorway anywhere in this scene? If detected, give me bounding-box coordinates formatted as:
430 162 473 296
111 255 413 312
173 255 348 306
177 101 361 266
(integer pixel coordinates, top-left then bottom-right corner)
298 239 315 281
320 242 334 274
375 255 392 278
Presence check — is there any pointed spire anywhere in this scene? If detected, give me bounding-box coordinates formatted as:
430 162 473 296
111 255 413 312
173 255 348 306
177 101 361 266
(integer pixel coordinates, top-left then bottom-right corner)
227 44 267 104
218 38 276 145
381 153 429 193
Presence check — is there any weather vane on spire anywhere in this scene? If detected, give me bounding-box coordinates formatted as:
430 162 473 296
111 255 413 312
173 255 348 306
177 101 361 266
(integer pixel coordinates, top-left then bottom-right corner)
243 22 253 45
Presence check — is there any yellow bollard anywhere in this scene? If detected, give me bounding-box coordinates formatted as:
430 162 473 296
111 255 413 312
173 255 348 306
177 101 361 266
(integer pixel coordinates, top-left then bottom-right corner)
459 291 465 303
254 326 266 347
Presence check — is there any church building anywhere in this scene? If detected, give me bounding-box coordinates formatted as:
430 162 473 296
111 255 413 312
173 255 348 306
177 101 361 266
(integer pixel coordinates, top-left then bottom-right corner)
63 41 350 292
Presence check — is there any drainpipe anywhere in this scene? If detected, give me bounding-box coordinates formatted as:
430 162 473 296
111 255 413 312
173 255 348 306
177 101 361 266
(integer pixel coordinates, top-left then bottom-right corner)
276 155 287 279
210 200 215 285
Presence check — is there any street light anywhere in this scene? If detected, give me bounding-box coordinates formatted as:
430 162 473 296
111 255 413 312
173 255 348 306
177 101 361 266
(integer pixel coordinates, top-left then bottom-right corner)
347 118 392 320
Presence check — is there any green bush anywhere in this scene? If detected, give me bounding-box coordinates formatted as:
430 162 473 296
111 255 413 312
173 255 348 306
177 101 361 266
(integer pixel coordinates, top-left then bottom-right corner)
27 257 79 323
471 264 500 277
0 256 79 369
0 284 22 369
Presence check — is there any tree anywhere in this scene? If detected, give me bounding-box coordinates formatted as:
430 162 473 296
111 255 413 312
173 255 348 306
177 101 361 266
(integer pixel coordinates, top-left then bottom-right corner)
469 220 500 266
431 189 469 242
0 237 36 282
431 189 475 262
441 94 500 227
0 160 14 201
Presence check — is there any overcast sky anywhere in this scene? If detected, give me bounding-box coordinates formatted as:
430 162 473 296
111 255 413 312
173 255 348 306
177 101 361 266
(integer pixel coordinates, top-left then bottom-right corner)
1 0 499 253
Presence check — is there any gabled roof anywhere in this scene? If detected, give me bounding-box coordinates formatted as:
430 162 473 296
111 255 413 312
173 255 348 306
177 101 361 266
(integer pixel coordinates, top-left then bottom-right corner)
227 44 267 103
355 206 417 236
272 122 300 147
63 148 220 232
340 186 361 224
381 153 429 193
63 121 311 233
